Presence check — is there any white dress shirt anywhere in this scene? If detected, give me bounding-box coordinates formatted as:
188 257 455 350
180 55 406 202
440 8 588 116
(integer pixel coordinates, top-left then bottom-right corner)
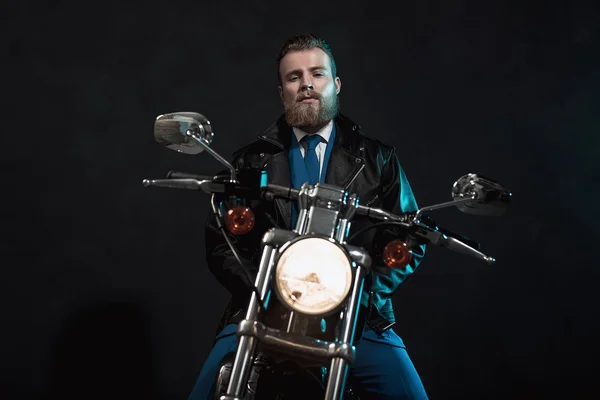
292 120 334 179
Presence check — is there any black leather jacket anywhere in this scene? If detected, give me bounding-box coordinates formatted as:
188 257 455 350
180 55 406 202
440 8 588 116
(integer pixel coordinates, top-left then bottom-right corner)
206 113 426 336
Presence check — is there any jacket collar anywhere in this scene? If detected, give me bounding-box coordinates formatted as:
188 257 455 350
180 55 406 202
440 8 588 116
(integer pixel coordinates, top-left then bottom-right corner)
257 113 363 154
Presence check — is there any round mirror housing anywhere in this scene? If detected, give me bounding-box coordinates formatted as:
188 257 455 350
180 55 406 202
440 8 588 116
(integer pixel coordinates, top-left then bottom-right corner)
452 173 511 216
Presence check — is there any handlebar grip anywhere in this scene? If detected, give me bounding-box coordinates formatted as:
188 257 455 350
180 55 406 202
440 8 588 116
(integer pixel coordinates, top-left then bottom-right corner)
355 204 411 222
261 184 300 201
167 170 212 180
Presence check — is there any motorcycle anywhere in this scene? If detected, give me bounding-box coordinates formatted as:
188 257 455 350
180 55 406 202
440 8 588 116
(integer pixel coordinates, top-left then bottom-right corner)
143 112 512 400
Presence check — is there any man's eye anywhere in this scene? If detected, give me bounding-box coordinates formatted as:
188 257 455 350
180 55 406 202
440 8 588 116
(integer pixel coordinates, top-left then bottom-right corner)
288 76 298 81
313 72 324 77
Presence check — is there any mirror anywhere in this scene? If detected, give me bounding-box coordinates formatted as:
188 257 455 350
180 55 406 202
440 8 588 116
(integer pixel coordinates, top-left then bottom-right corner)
452 173 512 216
154 112 213 154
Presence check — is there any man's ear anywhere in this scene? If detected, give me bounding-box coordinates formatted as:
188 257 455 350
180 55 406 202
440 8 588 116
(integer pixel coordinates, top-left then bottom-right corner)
335 77 342 95
278 86 283 101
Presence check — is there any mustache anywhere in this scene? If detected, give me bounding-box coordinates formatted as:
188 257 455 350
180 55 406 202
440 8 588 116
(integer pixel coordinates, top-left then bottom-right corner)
296 92 321 102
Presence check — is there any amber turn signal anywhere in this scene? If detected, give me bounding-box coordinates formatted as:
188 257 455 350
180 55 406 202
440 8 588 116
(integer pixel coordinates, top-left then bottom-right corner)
225 206 255 235
383 240 413 269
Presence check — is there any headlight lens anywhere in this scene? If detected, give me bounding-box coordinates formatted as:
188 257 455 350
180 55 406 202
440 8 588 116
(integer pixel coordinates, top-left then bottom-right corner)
275 237 352 316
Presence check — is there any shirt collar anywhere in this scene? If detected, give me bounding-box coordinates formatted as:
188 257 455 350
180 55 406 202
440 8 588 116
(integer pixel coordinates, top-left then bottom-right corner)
292 120 333 145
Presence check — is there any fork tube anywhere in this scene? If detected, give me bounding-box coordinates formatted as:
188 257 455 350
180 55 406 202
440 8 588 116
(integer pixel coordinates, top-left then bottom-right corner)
324 265 365 400
324 358 348 400
224 246 276 398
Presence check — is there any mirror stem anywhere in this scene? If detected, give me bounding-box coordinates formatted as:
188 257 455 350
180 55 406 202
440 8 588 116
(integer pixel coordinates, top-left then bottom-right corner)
414 194 476 221
188 130 237 182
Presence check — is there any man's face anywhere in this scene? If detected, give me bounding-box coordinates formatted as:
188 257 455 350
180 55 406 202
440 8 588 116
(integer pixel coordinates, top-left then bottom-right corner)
278 48 342 130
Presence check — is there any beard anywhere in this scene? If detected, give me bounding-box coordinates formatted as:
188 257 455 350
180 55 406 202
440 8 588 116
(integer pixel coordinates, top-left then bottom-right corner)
283 91 340 130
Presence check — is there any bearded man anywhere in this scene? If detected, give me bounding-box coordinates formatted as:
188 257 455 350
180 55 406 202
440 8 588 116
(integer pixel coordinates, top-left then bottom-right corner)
188 33 428 400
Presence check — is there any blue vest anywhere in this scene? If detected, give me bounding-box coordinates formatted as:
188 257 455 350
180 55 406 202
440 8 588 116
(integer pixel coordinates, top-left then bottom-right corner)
288 124 337 228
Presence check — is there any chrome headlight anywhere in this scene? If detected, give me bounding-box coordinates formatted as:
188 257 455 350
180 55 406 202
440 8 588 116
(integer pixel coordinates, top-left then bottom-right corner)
275 237 353 316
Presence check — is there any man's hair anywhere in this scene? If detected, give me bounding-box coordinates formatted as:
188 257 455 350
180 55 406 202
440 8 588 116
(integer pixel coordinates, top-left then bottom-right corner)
276 33 337 85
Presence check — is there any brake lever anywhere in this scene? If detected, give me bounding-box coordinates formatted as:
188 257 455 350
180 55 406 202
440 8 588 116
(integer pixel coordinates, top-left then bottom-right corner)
417 215 481 250
411 224 495 265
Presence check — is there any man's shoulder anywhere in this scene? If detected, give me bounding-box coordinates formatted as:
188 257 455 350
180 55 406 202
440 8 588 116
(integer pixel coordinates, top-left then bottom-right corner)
359 130 396 152
336 114 396 159
231 138 270 157
227 118 286 168
337 114 395 147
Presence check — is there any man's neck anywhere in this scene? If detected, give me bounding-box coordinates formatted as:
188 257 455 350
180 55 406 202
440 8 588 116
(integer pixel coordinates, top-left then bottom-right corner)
296 120 331 135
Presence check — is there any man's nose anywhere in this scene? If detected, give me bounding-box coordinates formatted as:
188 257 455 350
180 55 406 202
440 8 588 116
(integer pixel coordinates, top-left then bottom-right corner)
301 78 314 91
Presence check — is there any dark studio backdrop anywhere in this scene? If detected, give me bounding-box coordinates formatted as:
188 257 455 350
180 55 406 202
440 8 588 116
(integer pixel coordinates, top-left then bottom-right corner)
3 0 600 399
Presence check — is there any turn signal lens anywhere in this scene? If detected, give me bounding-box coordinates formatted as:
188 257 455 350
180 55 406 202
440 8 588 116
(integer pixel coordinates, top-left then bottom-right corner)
383 240 413 269
225 206 255 235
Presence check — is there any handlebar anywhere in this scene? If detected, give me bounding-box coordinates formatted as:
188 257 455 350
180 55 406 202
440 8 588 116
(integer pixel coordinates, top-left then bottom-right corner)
261 184 300 202
142 174 495 265
260 185 494 265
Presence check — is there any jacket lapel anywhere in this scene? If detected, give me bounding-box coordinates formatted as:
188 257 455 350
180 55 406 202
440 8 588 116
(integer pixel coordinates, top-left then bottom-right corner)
324 134 364 190
258 118 293 229
324 119 365 190
264 152 293 229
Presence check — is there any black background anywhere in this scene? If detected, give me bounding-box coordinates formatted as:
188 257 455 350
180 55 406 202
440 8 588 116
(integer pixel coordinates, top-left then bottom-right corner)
4 0 600 399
